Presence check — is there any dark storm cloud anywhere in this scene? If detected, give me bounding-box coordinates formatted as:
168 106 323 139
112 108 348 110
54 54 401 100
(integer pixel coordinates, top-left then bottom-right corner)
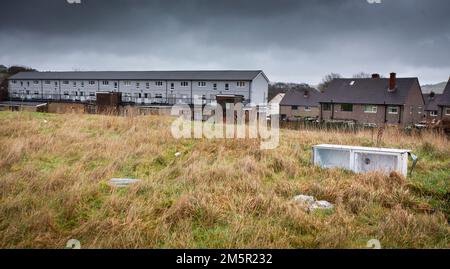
1 0 449 84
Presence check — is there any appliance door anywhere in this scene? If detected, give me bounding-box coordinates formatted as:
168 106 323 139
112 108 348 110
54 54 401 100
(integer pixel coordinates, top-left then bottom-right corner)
353 151 398 174
314 148 351 170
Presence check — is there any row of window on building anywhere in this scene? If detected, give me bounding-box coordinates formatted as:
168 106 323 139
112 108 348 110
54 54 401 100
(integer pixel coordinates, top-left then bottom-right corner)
292 104 415 115
291 104 445 117
11 80 247 90
10 90 219 100
291 104 446 117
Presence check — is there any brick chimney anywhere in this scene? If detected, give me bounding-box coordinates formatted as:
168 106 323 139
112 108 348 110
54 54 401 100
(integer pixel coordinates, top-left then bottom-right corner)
429 91 435 100
372 73 380 79
389 72 396 92
304 90 309 98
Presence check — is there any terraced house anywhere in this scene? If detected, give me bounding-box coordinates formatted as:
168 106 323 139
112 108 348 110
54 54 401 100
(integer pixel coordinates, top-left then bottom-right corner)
319 73 425 127
7 70 269 106
436 79 450 120
279 88 322 120
423 92 441 121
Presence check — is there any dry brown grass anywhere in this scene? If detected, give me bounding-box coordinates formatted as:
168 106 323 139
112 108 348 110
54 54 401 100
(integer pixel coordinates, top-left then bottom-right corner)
0 111 448 249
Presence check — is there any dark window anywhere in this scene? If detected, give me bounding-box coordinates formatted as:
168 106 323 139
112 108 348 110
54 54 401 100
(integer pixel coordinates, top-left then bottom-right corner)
341 104 353 112
323 104 332 111
292 106 298 110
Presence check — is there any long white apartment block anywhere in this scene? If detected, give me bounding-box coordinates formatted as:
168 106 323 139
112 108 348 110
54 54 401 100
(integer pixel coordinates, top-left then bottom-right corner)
8 70 269 106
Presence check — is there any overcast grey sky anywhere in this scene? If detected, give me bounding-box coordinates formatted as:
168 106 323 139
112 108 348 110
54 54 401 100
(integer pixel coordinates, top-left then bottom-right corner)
0 0 449 84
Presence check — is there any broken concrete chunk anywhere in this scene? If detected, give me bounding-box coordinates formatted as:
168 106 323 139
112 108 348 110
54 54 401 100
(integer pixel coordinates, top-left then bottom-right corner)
293 195 334 211
109 178 141 188
293 195 315 205
310 200 334 210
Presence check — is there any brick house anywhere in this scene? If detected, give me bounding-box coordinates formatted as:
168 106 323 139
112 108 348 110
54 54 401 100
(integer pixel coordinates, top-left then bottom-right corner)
436 79 450 120
279 88 322 120
319 73 425 127
423 92 441 122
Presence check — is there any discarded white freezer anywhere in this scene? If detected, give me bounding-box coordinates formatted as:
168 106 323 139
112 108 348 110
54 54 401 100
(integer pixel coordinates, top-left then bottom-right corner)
312 144 415 177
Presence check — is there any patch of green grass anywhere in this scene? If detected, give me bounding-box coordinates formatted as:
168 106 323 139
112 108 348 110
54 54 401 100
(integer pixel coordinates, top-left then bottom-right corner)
55 191 106 231
192 223 231 248
410 168 450 215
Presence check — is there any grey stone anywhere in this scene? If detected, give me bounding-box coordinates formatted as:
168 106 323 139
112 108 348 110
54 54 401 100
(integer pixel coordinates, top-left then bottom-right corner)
109 178 141 188
293 195 334 211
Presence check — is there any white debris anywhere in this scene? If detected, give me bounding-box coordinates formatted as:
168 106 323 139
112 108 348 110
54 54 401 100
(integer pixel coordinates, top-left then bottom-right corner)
175 152 182 157
43 119 48 123
310 200 334 210
293 195 334 211
65 239 81 249
109 178 141 188
293 195 315 205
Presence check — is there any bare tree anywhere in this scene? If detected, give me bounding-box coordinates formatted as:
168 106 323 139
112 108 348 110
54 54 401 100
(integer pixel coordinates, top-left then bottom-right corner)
7 65 36 75
352 72 371 78
318 73 341 92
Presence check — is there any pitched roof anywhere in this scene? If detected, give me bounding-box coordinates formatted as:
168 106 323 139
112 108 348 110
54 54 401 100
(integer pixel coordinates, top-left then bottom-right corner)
9 70 265 81
320 78 419 105
437 79 450 106
280 88 322 107
423 93 441 111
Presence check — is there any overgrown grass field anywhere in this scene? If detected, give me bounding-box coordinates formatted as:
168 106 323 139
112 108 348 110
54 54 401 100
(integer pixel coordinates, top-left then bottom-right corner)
0 111 448 248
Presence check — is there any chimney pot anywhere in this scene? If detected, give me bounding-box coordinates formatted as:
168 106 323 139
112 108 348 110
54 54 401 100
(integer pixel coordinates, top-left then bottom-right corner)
389 73 396 91
429 91 435 100
372 73 380 79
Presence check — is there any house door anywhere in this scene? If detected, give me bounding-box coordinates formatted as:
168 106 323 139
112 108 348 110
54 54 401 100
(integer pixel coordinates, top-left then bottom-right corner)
168 94 176 105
